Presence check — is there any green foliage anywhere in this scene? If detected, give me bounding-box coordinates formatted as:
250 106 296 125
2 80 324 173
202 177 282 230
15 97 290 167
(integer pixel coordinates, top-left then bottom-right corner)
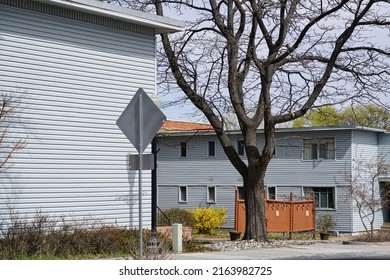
157 208 195 227
293 104 389 131
192 207 227 235
293 106 343 128
340 104 390 131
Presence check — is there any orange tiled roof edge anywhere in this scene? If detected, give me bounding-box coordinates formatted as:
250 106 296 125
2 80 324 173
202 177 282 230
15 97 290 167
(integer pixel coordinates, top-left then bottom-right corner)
159 120 213 133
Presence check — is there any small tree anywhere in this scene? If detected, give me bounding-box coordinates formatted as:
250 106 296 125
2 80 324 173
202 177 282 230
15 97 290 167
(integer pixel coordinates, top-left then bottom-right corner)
346 154 390 237
0 92 25 172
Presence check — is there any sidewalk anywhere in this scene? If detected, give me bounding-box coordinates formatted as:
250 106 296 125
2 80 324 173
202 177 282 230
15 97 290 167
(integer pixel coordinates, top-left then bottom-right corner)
173 240 390 260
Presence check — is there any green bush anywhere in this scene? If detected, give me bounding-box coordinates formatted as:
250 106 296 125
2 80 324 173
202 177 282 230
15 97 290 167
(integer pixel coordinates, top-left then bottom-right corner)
157 208 195 227
192 207 227 235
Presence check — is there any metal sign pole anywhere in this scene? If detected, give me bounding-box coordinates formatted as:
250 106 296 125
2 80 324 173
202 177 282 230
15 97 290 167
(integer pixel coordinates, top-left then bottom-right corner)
116 88 166 259
138 93 143 258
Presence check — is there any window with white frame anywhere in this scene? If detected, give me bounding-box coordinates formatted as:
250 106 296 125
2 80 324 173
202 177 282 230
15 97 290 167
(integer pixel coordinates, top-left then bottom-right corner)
207 186 216 203
237 140 245 156
267 186 276 199
208 141 216 157
303 138 335 160
304 187 335 209
180 142 187 158
179 186 188 203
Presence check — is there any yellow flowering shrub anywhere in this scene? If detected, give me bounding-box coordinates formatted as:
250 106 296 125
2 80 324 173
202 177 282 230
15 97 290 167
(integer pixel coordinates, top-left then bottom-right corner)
192 207 227 235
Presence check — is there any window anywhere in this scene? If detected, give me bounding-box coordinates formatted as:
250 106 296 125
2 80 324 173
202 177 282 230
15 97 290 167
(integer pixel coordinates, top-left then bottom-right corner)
208 141 216 157
237 186 245 200
304 187 335 209
180 142 187 158
179 186 188 203
303 138 335 160
237 140 245 156
207 186 216 203
267 186 276 200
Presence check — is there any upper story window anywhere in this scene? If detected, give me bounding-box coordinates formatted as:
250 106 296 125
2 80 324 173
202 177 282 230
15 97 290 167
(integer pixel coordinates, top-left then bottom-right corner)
303 138 335 160
180 142 187 158
237 140 245 156
208 141 216 157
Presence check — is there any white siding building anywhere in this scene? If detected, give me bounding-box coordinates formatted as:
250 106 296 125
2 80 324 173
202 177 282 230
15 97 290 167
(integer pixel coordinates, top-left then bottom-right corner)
0 0 183 228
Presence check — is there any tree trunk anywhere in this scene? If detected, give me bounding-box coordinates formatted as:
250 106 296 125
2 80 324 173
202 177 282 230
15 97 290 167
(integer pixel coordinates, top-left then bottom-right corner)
243 175 268 241
241 128 272 242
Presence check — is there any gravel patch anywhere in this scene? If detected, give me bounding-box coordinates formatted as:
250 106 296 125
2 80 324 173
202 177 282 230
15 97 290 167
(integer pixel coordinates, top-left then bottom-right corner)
202 238 347 251
204 240 293 251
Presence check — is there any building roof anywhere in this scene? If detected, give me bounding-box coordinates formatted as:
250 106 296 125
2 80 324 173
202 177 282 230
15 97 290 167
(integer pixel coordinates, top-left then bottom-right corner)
34 0 185 33
159 123 388 137
159 120 213 133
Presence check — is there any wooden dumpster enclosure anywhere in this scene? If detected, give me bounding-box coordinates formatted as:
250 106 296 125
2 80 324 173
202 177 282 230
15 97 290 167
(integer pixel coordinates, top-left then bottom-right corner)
235 191 315 236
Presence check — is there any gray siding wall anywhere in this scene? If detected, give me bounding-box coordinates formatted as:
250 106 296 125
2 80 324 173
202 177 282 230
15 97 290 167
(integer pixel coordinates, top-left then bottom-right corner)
334 186 353 232
379 133 390 164
351 130 385 232
158 130 352 186
268 130 352 186
157 129 356 230
274 186 301 200
0 5 156 228
158 185 236 228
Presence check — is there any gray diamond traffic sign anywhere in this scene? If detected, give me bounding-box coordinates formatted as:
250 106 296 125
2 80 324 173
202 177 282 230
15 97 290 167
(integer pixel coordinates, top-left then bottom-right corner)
116 88 166 154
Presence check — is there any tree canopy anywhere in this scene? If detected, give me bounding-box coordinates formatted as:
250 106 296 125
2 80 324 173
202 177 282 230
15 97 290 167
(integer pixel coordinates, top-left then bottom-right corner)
293 104 390 130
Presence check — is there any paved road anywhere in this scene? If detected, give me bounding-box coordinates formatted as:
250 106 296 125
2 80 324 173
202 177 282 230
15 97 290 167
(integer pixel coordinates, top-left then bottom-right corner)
173 241 390 260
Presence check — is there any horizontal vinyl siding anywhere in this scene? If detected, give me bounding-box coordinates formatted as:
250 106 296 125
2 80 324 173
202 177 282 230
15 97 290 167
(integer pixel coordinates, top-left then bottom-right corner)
275 186 301 200
379 133 390 164
158 130 352 186
333 186 352 232
157 185 236 228
0 6 156 228
157 130 359 232
351 131 384 232
267 130 352 186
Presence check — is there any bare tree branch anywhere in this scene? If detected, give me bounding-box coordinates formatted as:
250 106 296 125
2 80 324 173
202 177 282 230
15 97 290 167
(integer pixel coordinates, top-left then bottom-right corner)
100 0 390 242
0 92 26 173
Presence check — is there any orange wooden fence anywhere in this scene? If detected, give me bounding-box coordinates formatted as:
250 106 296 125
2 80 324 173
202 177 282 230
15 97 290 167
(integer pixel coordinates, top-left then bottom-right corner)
235 191 315 237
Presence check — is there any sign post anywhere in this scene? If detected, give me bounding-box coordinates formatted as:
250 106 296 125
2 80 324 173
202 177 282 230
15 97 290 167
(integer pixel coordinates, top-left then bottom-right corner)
137 92 143 257
116 88 166 258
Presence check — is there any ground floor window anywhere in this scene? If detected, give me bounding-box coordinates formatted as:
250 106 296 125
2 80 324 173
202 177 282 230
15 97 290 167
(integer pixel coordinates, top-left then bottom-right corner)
304 187 335 209
179 186 188 203
267 186 276 199
207 186 216 203
237 186 245 200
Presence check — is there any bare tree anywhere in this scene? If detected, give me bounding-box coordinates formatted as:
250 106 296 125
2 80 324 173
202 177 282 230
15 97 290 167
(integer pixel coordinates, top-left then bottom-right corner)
345 154 390 237
0 92 25 172
102 0 390 241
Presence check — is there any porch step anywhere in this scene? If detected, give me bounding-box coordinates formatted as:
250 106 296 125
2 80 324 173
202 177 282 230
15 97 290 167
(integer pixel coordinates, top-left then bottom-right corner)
380 223 390 231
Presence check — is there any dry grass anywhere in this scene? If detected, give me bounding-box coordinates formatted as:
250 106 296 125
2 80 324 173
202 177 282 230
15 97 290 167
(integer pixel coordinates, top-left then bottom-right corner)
352 231 390 242
0 208 203 260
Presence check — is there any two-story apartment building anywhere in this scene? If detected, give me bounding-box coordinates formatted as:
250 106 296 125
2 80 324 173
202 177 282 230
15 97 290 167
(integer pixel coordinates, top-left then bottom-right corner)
0 0 183 229
157 124 390 233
